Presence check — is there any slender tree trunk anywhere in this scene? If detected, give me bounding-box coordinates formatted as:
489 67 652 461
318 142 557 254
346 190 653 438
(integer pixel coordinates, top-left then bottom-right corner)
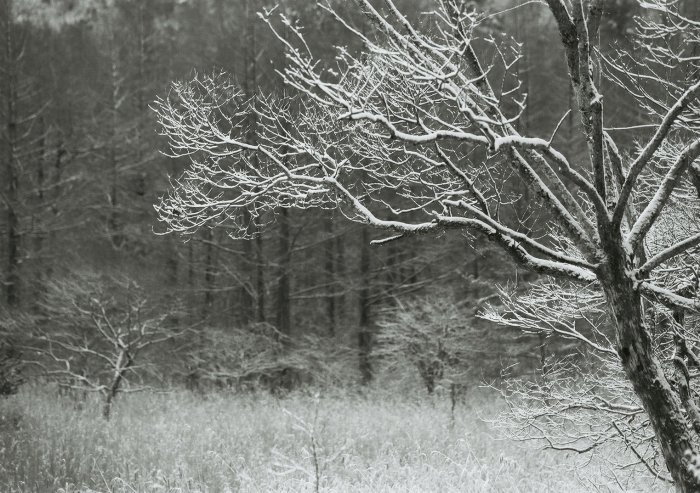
3 0 19 307
5 137 18 307
187 239 195 323
166 237 178 289
324 214 336 336
241 0 262 325
239 212 254 325
356 12 370 382
385 238 398 299
135 1 149 148
108 37 122 249
166 237 179 324
45 141 65 281
450 382 458 428
28 122 47 305
203 229 215 316
335 224 346 323
102 354 130 421
276 207 291 336
514 0 530 134
255 230 265 323
102 375 122 420
358 227 372 384
537 332 548 380
102 390 115 420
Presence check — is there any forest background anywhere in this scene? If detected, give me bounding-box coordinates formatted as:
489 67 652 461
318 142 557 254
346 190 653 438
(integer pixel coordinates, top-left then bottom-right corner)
0 0 659 390
1 1 697 491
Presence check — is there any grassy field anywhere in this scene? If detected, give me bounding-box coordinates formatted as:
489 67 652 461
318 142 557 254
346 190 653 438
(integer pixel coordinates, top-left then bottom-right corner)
0 385 672 492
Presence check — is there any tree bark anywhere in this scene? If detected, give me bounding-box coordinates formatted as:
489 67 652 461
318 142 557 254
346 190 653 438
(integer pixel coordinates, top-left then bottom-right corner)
239 210 254 325
102 355 130 421
45 141 65 282
3 0 19 307
324 214 336 336
254 224 265 323
335 219 346 328
358 227 372 384
108 35 123 249
203 228 215 316
243 0 265 324
276 207 291 336
602 245 700 491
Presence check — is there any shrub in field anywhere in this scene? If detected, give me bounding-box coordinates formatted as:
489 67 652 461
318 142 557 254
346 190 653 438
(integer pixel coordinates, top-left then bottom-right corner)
376 296 469 394
23 272 185 418
0 386 673 492
482 278 700 485
376 292 536 395
184 323 358 393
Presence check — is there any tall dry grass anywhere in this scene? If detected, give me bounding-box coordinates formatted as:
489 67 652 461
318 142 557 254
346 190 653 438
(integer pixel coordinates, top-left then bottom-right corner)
0 385 672 492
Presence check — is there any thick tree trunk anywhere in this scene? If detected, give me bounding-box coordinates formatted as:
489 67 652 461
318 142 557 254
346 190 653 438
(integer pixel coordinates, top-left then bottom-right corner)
603 267 700 491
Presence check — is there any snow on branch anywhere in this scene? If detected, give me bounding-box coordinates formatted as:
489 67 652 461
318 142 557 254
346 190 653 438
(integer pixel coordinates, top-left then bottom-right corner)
627 139 700 253
153 0 700 310
23 273 187 418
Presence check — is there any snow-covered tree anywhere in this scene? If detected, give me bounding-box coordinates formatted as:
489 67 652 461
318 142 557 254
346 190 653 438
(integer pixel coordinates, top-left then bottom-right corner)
26 273 184 419
153 1 700 488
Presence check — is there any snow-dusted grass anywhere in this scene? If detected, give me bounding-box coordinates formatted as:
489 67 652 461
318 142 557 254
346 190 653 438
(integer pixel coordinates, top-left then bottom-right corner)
0 386 670 492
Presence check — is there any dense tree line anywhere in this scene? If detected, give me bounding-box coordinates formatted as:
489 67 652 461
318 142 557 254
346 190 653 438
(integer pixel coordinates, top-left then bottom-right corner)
4 0 687 410
0 0 558 385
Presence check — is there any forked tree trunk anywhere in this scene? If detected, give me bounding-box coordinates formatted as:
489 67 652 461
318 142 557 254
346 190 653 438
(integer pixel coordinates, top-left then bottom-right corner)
102 370 124 420
102 351 131 420
602 258 700 491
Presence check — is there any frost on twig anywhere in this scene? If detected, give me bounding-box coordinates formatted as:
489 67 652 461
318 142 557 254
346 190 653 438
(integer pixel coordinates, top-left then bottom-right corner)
22 272 186 419
483 277 700 486
153 0 700 486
